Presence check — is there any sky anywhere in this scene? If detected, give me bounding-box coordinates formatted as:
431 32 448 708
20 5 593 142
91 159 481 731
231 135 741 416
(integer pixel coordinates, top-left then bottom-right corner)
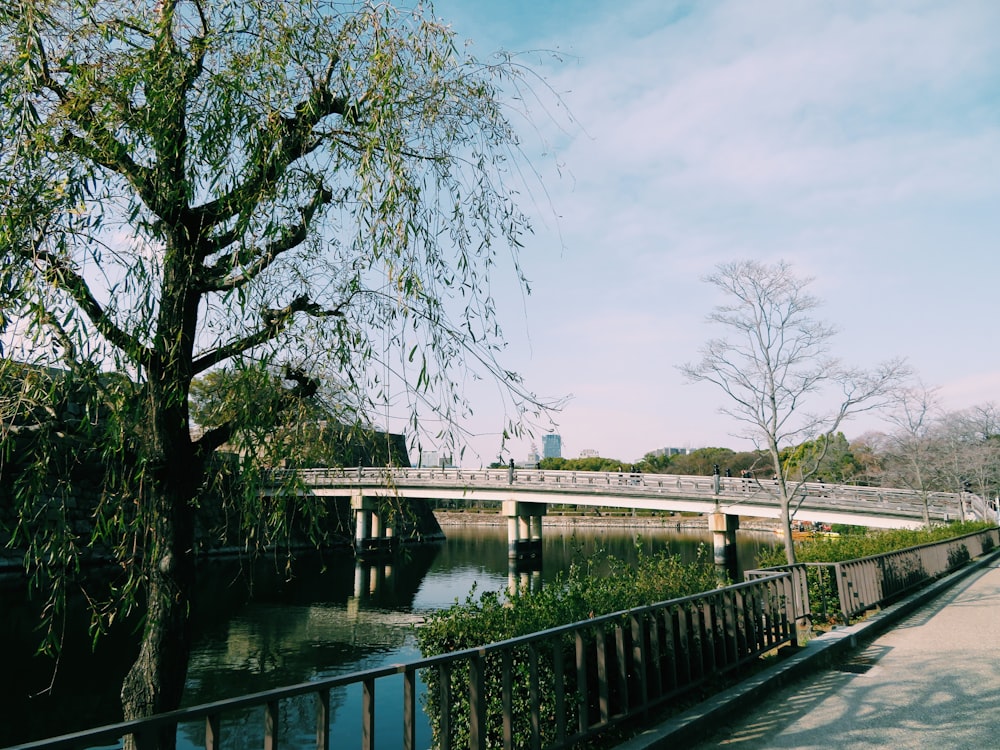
414 0 1000 466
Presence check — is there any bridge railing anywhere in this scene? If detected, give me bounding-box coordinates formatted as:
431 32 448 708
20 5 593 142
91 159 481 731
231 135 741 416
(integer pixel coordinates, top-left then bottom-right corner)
273 467 982 523
746 527 1000 624
10 573 803 750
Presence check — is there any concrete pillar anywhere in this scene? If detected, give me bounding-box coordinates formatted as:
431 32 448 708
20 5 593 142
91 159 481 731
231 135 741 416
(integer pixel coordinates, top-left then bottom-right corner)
352 493 395 558
530 515 543 545
507 515 519 559
518 515 530 545
709 512 739 581
503 500 546 561
355 509 370 547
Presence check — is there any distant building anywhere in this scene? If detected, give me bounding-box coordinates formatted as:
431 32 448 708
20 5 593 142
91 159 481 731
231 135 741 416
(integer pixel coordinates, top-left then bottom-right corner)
650 447 692 458
579 448 599 458
418 450 453 468
542 433 562 460
526 444 540 465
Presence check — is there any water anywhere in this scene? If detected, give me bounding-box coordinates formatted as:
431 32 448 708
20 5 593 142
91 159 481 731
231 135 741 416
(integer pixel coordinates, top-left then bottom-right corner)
0 522 774 747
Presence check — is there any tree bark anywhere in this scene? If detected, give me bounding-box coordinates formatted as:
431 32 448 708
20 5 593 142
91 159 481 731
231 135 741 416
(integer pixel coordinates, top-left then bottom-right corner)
120 467 197 750
779 503 796 566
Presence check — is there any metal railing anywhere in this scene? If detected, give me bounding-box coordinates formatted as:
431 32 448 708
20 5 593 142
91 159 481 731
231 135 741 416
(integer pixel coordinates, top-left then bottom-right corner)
7 574 802 750
746 527 999 624
267 467 987 525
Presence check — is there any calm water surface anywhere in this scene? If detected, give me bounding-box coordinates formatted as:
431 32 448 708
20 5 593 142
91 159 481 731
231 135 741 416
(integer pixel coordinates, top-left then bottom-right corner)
0 523 774 747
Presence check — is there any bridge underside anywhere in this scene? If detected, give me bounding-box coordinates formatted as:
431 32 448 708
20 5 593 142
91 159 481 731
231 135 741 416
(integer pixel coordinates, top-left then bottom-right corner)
307 487 927 530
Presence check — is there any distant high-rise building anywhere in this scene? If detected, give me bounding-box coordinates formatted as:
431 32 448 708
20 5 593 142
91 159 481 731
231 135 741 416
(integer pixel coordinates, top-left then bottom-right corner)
542 433 562 460
418 451 453 468
650 447 693 458
526 444 540 465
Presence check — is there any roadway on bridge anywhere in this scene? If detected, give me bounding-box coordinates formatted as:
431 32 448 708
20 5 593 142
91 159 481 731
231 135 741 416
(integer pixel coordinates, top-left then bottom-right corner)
687 557 1000 749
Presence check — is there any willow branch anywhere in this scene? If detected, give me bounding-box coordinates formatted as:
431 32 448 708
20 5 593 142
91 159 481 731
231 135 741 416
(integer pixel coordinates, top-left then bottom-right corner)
191 294 345 375
192 79 350 231
199 185 333 291
30 246 152 368
192 366 319 459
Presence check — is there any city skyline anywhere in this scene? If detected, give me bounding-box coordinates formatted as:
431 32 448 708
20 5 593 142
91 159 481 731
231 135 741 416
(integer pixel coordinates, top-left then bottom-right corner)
416 0 1000 466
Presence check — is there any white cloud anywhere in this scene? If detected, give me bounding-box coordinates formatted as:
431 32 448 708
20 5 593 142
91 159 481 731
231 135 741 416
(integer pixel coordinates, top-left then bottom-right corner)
435 0 1000 464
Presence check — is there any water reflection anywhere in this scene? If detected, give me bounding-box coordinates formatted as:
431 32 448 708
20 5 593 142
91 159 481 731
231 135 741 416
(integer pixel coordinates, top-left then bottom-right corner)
1 524 774 747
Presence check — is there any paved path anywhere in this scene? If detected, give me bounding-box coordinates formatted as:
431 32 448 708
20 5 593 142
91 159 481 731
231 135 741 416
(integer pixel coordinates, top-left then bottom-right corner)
690 559 1000 749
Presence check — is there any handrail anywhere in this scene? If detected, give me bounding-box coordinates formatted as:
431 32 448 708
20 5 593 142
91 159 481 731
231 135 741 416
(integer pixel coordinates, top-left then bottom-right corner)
746 528 999 623
263 467 987 525
6 574 802 750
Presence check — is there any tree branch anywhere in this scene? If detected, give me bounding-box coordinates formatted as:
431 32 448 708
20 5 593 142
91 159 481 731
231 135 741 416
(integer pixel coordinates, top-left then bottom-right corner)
199 185 334 291
25 241 152 368
192 366 319 459
36 46 157 209
191 294 345 375
192 78 350 231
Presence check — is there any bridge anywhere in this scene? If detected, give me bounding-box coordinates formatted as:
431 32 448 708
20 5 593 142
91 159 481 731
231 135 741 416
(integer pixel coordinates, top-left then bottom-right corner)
270 466 993 568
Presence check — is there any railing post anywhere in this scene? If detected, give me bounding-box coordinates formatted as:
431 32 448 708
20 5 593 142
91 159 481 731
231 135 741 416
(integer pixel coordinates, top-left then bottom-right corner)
362 677 375 750
576 631 588 734
842 560 858 622
206 714 221 750
439 663 452 748
502 650 514 750
530 643 541 750
264 700 279 750
403 669 416 750
469 652 486 750
315 689 329 750
595 625 609 725
630 613 648 716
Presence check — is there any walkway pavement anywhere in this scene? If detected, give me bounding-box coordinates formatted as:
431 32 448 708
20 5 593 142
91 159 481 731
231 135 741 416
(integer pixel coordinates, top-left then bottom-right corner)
618 549 1000 750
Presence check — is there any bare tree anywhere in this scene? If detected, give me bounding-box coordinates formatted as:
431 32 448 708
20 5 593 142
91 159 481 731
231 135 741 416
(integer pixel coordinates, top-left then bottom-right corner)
933 404 1000 518
681 260 908 564
880 383 942 526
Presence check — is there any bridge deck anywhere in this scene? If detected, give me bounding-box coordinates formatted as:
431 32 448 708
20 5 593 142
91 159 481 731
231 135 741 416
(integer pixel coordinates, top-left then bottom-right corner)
269 467 990 529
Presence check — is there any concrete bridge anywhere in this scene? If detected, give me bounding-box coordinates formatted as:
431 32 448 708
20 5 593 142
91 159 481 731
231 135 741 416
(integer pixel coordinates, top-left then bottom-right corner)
269 466 992 567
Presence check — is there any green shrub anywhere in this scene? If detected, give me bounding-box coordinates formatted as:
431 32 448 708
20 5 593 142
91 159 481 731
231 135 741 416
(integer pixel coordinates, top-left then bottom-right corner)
414 546 722 748
757 522 995 623
757 521 995 567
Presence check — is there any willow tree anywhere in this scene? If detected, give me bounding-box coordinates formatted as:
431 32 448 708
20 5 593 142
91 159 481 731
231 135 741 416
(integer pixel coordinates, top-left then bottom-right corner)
681 260 907 564
0 1 550 745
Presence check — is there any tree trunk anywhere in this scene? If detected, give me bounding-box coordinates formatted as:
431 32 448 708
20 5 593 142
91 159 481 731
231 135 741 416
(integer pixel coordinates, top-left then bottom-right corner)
768 443 798 566
120 482 196 750
777 494 797 565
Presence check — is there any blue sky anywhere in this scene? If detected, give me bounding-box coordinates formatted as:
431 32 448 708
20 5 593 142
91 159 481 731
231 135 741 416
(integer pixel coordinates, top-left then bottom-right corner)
419 0 1000 465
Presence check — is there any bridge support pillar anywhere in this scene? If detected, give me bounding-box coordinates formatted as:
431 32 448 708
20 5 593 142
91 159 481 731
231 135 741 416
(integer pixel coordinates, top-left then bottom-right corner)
503 500 546 562
508 560 543 596
352 492 397 558
351 559 394 603
709 512 739 580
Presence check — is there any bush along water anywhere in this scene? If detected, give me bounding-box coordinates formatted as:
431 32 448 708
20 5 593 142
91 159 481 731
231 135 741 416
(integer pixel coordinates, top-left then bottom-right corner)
414 545 723 748
756 521 996 623
757 521 995 568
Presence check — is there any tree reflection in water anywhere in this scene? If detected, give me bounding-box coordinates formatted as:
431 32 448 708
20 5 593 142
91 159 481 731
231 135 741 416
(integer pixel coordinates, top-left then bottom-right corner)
1 524 773 747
